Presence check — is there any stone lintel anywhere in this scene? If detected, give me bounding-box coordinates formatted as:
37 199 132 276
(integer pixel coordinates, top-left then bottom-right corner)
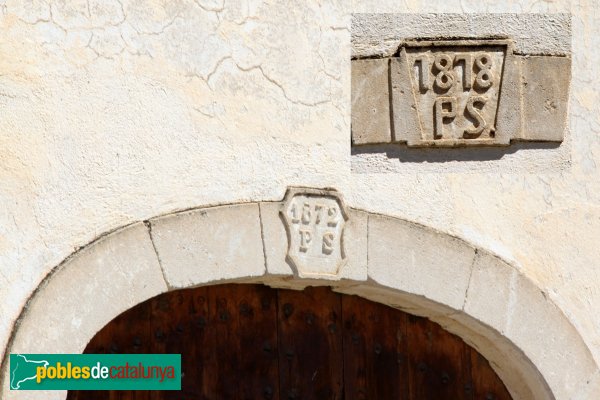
351 37 570 147
352 13 571 59
351 58 391 145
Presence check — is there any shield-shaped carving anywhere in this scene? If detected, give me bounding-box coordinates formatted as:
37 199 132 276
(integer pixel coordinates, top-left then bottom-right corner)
281 188 348 278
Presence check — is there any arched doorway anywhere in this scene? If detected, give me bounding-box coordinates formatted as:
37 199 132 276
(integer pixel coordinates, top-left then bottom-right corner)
4 199 596 399
67 284 511 400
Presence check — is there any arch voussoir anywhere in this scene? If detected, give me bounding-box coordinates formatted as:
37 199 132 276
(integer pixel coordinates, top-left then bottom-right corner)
2 198 596 400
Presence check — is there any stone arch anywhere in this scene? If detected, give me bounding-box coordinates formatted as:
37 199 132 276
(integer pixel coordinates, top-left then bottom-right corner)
1 193 598 399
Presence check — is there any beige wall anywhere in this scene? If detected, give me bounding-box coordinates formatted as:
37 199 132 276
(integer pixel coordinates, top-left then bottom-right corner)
1 0 599 397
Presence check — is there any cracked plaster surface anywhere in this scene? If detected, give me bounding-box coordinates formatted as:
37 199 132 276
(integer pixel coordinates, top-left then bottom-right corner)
2 0 600 388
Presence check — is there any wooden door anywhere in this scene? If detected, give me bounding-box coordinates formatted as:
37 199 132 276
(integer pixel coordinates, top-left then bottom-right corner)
67 284 512 400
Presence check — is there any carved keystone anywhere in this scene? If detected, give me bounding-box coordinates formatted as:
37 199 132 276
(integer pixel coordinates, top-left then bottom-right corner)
281 188 348 278
397 40 515 147
351 14 572 148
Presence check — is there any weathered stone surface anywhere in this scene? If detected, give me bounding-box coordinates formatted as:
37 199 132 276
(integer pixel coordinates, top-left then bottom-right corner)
352 13 571 58
7 223 166 353
402 40 510 147
149 204 266 287
261 189 367 281
259 201 292 277
0 0 352 368
574 370 600 400
505 271 598 399
465 249 598 399
351 59 391 144
389 49 421 144
1 223 167 400
494 50 522 141
281 188 348 277
463 251 515 334
518 56 571 141
354 36 569 147
367 214 476 310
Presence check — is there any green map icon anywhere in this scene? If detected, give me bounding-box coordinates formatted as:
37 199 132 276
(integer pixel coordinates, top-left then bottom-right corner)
10 354 49 390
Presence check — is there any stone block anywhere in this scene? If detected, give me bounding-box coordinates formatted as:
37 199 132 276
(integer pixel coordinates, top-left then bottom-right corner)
351 58 391 145
465 249 597 398
518 56 571 141
367 214 475 310
149 204 266 288
340 209 368 281
505 271 597 399
281 188 349 277
7 223 166 354
574 370 600 400
260 191 367 281
351 15 571 148
352 13 571 59
494 52 522 141
392 40 513 147
2 223 167 400
463 251 515 334
389 49 421 144
259 201 294 277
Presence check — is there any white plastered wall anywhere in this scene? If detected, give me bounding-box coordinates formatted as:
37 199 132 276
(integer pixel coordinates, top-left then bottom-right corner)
1 0 600 399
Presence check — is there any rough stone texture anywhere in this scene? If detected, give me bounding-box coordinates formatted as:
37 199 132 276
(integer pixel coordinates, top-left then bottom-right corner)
281 187 349 277
352 13 571 58
464 251 516 335
354 37 569 147
574 370 600 400
351 58 391 144
464 251 598 399
341 209 368 281
259 201 293 277
390 49 421 143
149 204 266 287
367 214 476 310
401 40 510 146
494 48 522 143
518 56 572 141
505 266 598 399
0 223 167 400
260 200 367 281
